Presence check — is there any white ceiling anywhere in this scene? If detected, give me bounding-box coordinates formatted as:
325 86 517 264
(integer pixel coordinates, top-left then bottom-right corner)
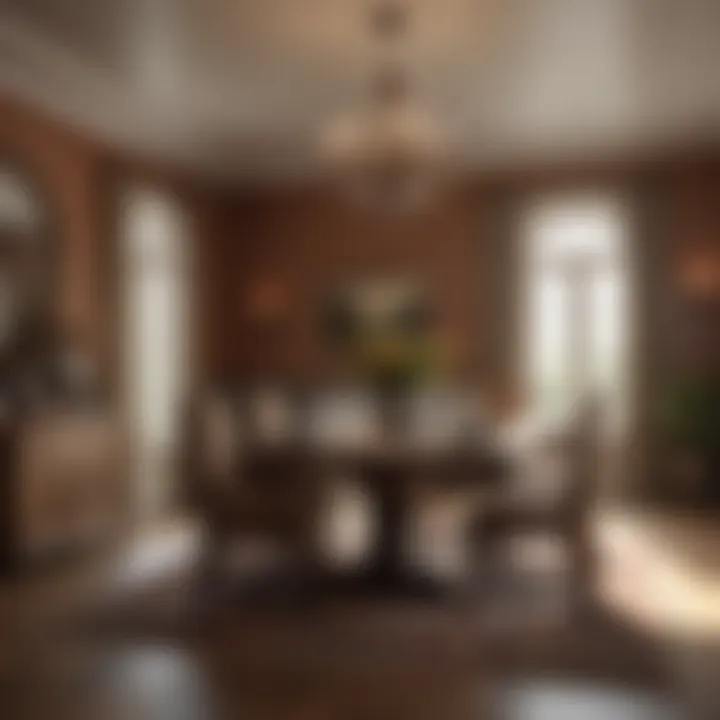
0 0 719 183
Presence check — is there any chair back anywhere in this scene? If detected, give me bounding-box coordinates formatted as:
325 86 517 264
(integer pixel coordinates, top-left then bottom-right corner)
508 395 601 523
566 396 601 512
240 442 321 541
183 392 240 509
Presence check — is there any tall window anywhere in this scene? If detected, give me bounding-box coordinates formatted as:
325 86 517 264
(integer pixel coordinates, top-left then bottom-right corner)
121 186 190 520
523 195 629 425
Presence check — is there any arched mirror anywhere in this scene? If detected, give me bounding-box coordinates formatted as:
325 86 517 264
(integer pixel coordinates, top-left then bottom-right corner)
0 162 54 388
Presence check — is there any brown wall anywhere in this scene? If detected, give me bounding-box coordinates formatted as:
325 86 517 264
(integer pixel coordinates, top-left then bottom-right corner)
201 184 496 384
0 94 110 365
201 157 719 410
0 94 213 386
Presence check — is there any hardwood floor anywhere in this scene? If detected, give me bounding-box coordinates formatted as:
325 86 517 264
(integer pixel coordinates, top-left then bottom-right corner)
0 509 718 719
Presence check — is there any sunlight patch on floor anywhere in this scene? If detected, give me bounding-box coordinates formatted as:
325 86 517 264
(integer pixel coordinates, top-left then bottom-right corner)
598 512 720 639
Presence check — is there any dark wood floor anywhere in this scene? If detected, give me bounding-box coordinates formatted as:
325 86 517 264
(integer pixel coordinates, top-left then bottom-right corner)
1 514 718 719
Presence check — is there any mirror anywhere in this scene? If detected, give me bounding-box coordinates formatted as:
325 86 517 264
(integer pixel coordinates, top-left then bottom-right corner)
0 162 54 384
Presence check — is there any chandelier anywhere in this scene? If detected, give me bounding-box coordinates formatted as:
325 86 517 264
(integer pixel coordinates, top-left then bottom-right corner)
321 1 443 211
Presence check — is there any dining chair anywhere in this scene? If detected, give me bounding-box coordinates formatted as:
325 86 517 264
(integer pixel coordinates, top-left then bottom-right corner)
471 396 601 609
404 388 505 583
188 389 323 599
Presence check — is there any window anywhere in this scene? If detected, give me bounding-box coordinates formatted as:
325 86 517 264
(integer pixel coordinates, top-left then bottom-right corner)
523 195 629 426
121 186 190 520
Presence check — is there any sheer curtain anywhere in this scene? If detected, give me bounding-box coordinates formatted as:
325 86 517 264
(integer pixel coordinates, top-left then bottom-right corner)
522 195 630 429
121 185 190 521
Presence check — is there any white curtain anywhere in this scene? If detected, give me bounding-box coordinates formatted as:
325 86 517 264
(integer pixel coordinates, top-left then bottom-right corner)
121 185 189 520
523 195 629 426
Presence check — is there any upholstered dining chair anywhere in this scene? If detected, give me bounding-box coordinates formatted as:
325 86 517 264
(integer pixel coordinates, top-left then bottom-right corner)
404 387 506 583
472 396 601 607
187 390 323 597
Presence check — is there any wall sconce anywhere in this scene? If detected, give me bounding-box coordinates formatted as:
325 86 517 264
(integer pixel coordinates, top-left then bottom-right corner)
245 277 289 326
679 247 720 299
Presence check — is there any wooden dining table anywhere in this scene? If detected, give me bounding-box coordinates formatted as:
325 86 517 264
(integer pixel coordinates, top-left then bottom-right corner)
250 431 511 596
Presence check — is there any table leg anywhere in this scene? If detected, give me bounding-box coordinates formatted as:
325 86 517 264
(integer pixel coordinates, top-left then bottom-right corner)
361 468 446 598
369 469 406 581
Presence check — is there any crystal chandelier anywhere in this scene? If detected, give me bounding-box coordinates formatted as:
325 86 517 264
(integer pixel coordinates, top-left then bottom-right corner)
322 1 442 211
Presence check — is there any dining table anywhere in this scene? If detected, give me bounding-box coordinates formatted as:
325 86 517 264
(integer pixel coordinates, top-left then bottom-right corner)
249 426 511 597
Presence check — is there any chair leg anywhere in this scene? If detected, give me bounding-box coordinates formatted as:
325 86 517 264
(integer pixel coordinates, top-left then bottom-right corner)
466 514 506 605
567 525 596 615
190 525 231 617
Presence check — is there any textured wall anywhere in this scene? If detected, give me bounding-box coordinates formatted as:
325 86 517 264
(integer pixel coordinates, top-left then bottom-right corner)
199 160 719 432
199 185 500 387
0 94 110 366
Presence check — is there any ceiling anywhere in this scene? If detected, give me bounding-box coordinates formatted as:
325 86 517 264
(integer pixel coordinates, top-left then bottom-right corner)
0 0 719 184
